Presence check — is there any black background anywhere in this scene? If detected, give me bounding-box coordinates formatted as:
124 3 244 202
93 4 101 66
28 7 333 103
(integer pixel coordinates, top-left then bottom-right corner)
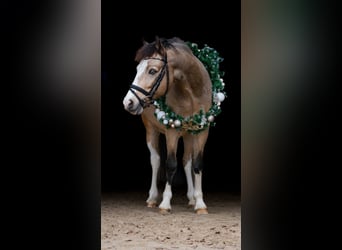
101 1 241 194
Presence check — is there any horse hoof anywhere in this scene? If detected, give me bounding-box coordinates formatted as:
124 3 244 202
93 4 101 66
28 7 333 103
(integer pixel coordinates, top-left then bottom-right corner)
147 202 157 208
159 208 171 215
196 208 208 215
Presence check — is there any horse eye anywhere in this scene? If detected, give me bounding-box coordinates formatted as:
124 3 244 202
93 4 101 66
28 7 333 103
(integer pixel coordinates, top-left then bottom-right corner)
148 69 157 75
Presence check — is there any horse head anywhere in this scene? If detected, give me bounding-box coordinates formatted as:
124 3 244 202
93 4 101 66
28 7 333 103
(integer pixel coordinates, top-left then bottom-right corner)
123 37 171 115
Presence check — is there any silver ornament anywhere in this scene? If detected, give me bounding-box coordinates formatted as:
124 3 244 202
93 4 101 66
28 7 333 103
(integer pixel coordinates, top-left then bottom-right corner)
157 111 165 120
216 92 225 102
174 120 181 127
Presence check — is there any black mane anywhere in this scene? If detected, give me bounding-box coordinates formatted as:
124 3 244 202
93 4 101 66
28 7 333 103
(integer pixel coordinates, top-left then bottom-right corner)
135 37 190 62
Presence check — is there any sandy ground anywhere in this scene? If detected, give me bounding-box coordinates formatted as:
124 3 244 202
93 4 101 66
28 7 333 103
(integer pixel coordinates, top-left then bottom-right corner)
101 191 241 250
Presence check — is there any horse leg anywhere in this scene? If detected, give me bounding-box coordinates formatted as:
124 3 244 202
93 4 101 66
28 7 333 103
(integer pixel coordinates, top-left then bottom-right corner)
183 136 195 207
145 129 160 208
158 132 179 213
193 166 208 214
191 131 209 214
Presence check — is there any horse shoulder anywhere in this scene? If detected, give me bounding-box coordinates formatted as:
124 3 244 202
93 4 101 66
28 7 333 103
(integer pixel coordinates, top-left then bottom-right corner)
142 107 167 135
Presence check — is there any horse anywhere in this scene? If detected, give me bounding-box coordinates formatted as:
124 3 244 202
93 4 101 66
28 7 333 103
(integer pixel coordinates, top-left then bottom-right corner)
123 37 225 214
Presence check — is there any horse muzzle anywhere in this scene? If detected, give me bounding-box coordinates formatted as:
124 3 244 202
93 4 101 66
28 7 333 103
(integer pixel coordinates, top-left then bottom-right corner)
123 93 144 115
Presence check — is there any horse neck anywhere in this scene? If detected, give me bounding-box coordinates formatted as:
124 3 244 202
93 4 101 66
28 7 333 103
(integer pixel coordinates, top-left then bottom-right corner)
166 51 212 116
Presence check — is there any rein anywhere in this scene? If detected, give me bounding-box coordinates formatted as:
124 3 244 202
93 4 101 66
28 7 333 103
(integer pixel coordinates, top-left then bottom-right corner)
129 55 169 108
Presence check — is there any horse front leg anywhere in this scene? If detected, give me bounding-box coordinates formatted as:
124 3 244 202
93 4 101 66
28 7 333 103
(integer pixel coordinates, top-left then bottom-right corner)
193 160 208 214
184 158 195 206
183 135 195 206
146 130 160 208
192 132 209 214
159 132 179 214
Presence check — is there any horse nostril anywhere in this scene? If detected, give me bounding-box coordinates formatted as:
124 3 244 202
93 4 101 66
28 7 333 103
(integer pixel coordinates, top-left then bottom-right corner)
127 99 134 110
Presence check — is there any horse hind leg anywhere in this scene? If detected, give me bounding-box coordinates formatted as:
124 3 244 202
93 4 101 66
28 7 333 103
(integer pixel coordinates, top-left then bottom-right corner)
184 133 209 214
193 157 208 214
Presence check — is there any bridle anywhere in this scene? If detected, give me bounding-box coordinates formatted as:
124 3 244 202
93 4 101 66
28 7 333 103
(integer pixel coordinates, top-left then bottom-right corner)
129 54 169 108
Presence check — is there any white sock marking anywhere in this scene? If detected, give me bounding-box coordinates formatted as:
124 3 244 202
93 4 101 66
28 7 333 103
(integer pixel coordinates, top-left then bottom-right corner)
184 159 195 205
146 142 160 204
159 183 172 210
194 172 207 210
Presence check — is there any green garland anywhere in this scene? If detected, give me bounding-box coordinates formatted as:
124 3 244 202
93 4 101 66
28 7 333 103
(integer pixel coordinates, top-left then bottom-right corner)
153 42 226 134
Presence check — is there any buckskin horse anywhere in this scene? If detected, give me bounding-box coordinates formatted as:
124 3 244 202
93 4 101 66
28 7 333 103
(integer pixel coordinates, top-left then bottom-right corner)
123 37 225 214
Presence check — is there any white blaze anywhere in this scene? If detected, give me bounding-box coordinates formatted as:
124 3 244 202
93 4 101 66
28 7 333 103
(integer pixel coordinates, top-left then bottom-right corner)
122 60 149 113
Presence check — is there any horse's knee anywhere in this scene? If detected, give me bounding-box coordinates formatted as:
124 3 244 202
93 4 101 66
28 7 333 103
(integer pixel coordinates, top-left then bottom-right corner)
193 154 204 174
166 154 177 184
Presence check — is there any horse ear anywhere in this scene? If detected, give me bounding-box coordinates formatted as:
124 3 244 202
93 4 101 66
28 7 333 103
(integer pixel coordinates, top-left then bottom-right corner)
155 36 165 55
142 38 149 46
155 36 163 51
